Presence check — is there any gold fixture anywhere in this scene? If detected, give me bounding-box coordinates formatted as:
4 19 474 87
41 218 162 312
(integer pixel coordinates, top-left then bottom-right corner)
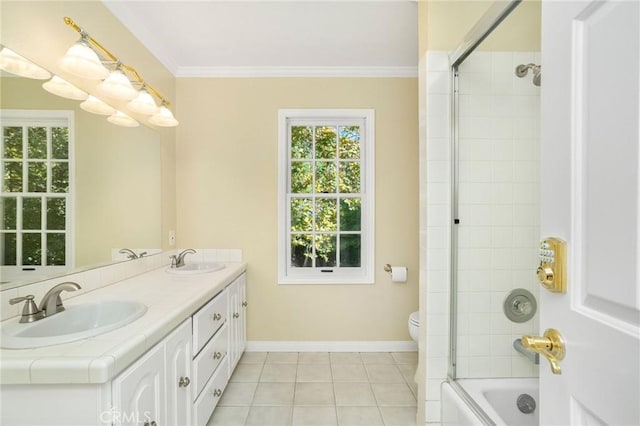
536 237 566 293
521 328 565 374
55 16 178 127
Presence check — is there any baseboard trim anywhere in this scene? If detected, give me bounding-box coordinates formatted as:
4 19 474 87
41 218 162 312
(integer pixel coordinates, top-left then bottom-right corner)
245 340 418 352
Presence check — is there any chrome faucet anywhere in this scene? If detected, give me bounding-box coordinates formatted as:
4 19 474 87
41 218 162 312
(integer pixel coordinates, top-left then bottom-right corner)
170 249 196 268
119 248 139 260
38 282 81 317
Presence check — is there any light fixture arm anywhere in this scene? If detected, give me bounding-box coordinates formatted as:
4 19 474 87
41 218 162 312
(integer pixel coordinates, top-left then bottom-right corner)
63 16 171 107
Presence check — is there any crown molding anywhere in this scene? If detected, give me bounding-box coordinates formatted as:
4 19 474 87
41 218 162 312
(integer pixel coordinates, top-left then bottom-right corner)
175 66 418 78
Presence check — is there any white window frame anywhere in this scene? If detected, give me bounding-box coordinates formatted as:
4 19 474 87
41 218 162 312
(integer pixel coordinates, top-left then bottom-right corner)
0 110 75 281
278 109 375 284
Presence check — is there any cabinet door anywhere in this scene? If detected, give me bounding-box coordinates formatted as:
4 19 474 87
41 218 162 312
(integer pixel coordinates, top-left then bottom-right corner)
112 343 165 426
239 274 247 354
228 277 240 372
227 273 247 373
165 319 192 426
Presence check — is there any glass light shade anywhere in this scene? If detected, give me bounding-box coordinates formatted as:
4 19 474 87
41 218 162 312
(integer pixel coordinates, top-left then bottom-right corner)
149 105 179 127
0 47 51 79
97 70 138 101
42 75 88 100
127 88 159 115
58 40 109 80
80 95 116 115
107 111 139 127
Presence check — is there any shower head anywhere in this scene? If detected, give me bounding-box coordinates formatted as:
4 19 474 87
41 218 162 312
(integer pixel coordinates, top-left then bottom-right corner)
515 63 541 87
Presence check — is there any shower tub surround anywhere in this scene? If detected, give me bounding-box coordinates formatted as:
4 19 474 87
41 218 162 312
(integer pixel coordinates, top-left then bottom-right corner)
421 50 540 423
0 248 244 425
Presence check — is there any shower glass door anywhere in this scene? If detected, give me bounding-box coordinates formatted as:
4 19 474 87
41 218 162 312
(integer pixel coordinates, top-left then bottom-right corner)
450 1 541 381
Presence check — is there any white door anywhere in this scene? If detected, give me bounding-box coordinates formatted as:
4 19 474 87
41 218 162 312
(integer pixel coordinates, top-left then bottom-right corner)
541 1 640 425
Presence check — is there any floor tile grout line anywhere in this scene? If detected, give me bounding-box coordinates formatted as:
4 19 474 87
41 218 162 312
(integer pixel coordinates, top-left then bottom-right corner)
228 351 418 426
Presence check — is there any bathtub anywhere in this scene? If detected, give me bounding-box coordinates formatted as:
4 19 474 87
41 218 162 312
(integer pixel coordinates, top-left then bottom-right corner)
441 378 539 426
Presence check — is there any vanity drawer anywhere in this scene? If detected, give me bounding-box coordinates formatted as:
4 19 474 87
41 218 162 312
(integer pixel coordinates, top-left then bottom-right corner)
193 323 228 400
193 356 229 426
193 289 228 355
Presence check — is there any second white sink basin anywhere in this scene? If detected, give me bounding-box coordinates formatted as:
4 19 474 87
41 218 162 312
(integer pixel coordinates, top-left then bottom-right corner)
1 300 147 349
166 262 225 275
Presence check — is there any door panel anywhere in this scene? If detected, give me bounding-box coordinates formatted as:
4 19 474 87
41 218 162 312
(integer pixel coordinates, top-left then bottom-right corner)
541 1 640 425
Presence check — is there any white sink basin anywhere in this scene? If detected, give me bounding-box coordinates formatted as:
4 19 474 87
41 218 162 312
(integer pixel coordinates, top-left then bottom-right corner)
1 300 147 349
165 262 225 275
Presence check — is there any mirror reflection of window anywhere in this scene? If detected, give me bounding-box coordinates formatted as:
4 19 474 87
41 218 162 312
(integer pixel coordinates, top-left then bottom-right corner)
1 110 73 280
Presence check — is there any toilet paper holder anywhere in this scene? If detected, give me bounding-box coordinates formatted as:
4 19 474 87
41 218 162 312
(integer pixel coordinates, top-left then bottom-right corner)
384 264 407 273
384 264 408 282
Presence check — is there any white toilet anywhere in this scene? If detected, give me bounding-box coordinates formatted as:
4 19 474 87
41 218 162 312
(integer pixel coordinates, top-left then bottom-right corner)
408 311 419 342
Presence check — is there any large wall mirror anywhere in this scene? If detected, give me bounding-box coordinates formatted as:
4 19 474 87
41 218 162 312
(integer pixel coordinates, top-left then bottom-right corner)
1 1 165 289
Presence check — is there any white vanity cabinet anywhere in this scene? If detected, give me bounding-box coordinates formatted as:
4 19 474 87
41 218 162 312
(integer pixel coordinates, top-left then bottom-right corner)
191 272 247 425
0 266 247 426
111 340 166 426
164 319 193 425
112 318 192 426
228 273 247 372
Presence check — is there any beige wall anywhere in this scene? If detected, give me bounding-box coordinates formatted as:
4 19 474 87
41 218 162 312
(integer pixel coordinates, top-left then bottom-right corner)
176 78 419 341
420 0 541 54
1 1 177 265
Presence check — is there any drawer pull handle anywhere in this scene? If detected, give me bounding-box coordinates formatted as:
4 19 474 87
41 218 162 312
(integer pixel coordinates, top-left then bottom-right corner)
212 388 222 398
178 376 191 387
211 313 222 321
242 301 247 307
212 351 222 360
233 312 240 319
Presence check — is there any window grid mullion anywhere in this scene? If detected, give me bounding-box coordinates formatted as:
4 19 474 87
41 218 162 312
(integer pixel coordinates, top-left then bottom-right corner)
311 126 317 268
21 125 28 194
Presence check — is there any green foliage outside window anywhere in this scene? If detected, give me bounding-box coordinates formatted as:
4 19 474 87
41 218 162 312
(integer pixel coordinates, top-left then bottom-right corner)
290 125 363 269
1 124 69 267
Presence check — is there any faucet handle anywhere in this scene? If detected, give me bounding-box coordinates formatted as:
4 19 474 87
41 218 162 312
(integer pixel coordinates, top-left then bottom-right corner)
9 295 34 305
9 295 45 323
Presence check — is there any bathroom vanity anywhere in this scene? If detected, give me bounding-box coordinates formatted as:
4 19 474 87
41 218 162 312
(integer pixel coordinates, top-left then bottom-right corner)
0 261 247 426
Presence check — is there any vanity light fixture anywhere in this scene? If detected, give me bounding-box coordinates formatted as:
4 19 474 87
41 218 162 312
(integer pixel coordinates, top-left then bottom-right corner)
97 67 138 101
127 87 159 115
0 45 51 80
80 95 116 115
60 16 178 127
59 38 110 80
149 103 179 127
42 75 88 100
107 110 139 127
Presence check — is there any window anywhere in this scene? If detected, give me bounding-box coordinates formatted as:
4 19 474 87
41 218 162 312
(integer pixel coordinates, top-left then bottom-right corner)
278 109 374 284
1 110 74 280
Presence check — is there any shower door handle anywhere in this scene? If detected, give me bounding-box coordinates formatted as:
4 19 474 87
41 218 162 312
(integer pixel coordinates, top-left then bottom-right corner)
521 328 565 374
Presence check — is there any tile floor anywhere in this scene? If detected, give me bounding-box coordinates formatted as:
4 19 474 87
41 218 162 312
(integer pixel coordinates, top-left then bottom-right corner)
207 351 418 426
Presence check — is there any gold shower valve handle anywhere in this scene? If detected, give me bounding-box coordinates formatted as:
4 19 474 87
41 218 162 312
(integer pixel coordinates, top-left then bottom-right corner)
521 328 565 375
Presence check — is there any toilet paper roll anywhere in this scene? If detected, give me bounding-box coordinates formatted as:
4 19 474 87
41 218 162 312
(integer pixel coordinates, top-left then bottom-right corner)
391 266 408 283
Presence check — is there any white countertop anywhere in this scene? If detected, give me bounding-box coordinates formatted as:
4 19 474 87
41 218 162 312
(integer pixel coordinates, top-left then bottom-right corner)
0 262 247 385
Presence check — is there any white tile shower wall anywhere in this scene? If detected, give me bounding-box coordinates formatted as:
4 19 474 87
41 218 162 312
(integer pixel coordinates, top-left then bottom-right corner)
0 248 243 321
423 51 452 424
421 51 540 424
455 51 540 380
